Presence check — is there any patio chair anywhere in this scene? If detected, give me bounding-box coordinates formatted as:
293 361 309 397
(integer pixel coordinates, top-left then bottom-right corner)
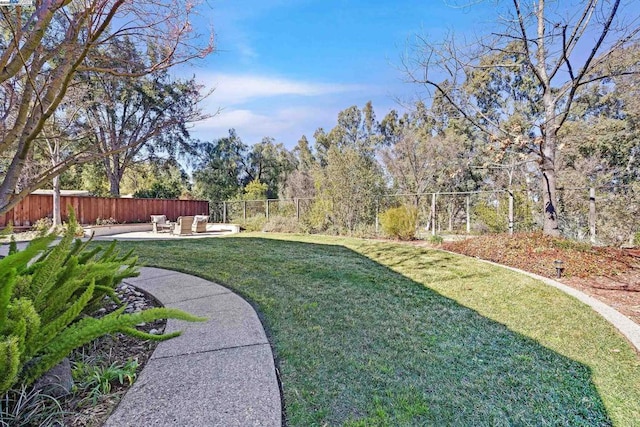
151 215 172 233
192 215 208 233
173 216 195 235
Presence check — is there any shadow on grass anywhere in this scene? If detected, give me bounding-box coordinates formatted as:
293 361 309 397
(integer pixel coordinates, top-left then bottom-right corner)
115 237 612 427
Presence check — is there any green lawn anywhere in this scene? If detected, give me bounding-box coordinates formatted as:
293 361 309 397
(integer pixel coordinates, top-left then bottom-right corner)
113 233 640 426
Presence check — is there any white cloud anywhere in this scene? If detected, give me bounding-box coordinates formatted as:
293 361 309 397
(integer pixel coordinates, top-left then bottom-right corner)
185 72 388 147
198 73 366 106
236 42 258 61
196 109 270 134
191 105 337 145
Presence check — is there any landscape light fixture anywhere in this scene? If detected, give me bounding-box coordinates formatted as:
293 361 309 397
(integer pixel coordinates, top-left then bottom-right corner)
554 259 564 278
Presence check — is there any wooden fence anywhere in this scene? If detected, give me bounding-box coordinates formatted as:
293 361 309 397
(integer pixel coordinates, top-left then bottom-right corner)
0 194 209 228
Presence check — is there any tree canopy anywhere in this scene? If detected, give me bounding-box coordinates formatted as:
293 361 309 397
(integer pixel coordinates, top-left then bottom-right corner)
0 0 213 214
403 0 640 235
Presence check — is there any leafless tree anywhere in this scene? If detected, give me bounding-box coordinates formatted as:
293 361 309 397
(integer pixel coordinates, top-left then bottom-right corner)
404 0 640 235
0 0 213 215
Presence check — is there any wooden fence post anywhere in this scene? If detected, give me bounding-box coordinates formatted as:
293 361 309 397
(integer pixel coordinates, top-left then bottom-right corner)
243 200 247 222
295 198 300 220
589 187 596 243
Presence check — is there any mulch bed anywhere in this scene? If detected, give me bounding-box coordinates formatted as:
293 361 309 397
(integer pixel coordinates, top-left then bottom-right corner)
60 288 166 427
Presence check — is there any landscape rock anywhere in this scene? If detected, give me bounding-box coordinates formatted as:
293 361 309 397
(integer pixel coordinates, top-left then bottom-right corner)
33 357 73 398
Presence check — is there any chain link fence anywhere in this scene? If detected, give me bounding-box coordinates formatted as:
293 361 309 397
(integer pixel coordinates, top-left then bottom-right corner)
211 185 639 245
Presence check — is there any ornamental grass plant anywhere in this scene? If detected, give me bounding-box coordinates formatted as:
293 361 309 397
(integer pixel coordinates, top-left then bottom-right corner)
0 210 204 397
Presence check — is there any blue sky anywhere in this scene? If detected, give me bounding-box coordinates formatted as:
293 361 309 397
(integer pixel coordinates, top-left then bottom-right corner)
178 1 640 149
180 1 499 148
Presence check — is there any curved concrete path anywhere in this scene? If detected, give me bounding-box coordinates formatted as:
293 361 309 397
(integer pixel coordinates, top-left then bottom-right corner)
104 267 281 427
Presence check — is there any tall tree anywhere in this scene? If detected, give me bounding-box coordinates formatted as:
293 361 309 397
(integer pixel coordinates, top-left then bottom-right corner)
405 0 640 236
9 81 95 226
381 101 482 234
31 83 98 225
310 103 385 233
79 41 207 196
319 145 384 233
191 130 249 202
0 0 213 215
127 159 191 199
559 44 640 186
283 135 317 199
554 45 640 242
245 137 296 199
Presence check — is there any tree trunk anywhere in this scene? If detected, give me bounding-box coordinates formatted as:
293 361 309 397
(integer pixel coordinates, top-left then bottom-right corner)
0 138 30 215
51 139 62 227
105 155 123 197
52 175 62 227
541 127 560 236
109 174 121 197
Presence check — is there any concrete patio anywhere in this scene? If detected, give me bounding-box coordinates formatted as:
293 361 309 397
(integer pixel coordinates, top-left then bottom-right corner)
86 223 241 241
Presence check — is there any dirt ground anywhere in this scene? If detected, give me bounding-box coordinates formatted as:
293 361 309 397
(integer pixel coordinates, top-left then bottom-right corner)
563 267 640 325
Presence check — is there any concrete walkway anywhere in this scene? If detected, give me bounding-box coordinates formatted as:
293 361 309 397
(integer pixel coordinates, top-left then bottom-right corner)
104 267 282 427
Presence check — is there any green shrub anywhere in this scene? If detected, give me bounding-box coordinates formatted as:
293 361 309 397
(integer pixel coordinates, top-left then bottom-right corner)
133 182 181 199
0 222 13 238
0 209 204 395
243 179 268 200
262 216 302 233
429 234 444 244
242 214 267 232
474 201 506 233
302 199 333 233
32 216 84 237
32 217 53 234
379 206 417 240
269 202 296 217
473 192 537 234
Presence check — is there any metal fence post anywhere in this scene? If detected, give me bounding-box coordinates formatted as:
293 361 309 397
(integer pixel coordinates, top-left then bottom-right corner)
296 198 300 220
431 193 437 236
223 201 227 224
266 199 269 220
466 195 470 234
375 197 379 234
243 200 247 222
589 187 596 243
508 190 514 236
